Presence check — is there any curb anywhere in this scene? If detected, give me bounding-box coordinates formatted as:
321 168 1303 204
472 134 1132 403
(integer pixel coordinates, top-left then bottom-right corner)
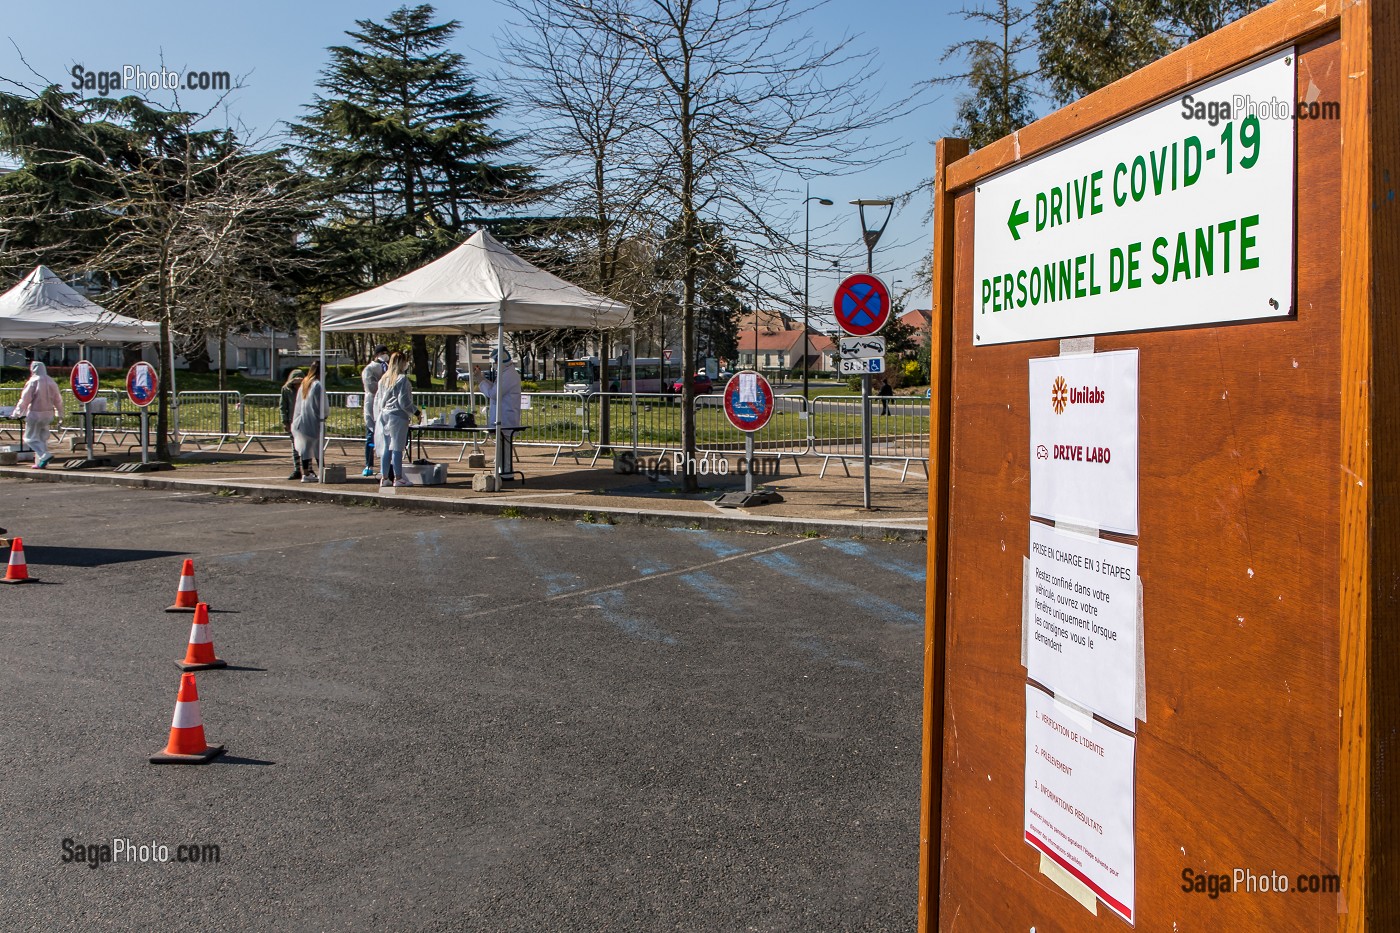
0 468 927 542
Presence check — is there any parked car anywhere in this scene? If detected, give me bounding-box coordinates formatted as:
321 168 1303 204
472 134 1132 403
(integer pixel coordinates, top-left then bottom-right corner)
669 372 714 394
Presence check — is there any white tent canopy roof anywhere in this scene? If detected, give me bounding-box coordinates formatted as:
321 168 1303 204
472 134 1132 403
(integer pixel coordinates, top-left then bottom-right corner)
320 229 632 335
0 265 159 345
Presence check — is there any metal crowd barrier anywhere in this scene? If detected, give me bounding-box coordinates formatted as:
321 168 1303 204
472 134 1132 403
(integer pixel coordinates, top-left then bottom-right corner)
7 379 931 486
695 393 812 474
582 392 812 473
238 394 288 452
52 388 143 450
516 391 588 463
0 387 21 446
809 394 931 482
175 391 244 451
584 392 679 466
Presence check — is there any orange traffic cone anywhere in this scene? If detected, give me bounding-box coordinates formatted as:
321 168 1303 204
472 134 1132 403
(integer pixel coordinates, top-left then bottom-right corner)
1 537 33 584
149 672 225 764
177 603 226 671
165 559 200 612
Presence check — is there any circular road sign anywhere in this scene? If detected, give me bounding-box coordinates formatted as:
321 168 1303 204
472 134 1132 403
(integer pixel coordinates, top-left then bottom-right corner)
126 361 159 408
71 359 99 404
833 273 892 337
722 371 775 433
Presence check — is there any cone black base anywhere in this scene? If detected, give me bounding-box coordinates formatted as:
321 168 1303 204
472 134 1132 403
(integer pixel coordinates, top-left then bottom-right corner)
165 605 197 613
1 576 34 585
176 658 226 672
149 743 225 765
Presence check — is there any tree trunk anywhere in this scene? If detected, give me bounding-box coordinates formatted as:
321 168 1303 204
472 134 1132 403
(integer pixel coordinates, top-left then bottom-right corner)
411 334 433 390
218 327 228 392
444 337 458 391
155 243 172 461
184 333 212 374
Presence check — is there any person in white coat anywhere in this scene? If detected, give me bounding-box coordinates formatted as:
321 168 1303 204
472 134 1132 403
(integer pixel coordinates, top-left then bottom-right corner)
474 349 521 429
359 345 389 477
474 348 522 476
12 361 64 469
373 351 417 487
290 361 327 483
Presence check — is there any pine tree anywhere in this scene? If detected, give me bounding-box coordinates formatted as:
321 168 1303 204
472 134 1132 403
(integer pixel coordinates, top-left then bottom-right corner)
935 1 1040 150
294 4 540 387
1037 0 1268 106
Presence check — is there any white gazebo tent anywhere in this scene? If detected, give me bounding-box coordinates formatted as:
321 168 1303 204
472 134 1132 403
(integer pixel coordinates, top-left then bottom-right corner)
321 229 633 479
0 265 159 346
0 265 160 457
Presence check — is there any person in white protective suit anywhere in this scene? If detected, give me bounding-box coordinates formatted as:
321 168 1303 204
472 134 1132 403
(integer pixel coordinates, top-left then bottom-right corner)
473 349 521 429
12 361 64 469
474 348 523 476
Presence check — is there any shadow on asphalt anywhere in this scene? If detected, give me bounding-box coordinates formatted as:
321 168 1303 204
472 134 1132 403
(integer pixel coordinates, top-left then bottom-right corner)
23 545 184 567
215 755 276 767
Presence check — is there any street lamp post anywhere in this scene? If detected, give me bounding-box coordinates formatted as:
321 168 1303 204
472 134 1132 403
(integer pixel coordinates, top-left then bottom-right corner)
803 186 833 400
851 199 894 274
849 198 896 510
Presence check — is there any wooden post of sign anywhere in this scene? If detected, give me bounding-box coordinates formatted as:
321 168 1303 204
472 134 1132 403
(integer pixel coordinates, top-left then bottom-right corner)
1338 0 1400 928
919 0 1399 929
918 135 967 933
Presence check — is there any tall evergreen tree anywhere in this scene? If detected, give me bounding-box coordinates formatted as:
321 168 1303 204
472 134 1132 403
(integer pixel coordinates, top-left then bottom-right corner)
1037 0 1268 106
935 1 1040 149
294 4 540 387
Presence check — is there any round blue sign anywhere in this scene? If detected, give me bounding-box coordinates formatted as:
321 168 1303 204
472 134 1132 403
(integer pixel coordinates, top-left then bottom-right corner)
833 273 891 337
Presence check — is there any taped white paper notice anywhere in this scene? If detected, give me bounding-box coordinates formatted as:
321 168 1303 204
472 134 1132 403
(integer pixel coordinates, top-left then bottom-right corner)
1029 349 1139 534
520 394 532 410
1027 522 1140 729
1025 683 1136 924
739 373 758 405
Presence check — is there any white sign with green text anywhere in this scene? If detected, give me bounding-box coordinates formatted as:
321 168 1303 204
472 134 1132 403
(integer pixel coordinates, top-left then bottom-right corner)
973 50 1296 346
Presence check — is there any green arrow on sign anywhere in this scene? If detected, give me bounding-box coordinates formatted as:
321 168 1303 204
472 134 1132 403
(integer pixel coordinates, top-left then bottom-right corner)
1007 198 1030 241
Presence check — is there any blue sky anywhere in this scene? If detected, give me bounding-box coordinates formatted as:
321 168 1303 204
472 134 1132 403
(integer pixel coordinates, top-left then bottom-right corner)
1 0 1005 312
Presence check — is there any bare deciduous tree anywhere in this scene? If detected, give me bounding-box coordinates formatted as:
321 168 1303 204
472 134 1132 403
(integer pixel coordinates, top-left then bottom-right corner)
0 75 317 459
512 0 909 489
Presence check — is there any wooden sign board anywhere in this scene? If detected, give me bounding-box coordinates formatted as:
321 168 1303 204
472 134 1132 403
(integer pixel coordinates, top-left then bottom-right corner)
920 1 1398 930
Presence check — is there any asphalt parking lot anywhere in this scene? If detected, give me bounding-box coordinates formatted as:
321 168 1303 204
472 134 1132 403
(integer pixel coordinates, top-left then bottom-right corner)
0 483 926 932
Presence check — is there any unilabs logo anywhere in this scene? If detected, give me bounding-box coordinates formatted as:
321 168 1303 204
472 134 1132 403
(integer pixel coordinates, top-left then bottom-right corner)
1051 375 1106 414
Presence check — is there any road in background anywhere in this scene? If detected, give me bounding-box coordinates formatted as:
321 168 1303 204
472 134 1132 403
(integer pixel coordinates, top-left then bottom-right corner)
0 484 925 931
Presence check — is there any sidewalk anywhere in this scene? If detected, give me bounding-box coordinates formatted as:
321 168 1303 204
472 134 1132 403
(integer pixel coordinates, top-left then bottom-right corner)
0 440 929 541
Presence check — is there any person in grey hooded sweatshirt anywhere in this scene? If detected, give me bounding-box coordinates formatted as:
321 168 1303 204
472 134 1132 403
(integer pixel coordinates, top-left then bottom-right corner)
291 361 326 482
374 351 416 486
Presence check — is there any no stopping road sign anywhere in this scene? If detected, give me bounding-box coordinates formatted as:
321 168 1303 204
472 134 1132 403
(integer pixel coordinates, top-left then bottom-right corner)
833 274 891 337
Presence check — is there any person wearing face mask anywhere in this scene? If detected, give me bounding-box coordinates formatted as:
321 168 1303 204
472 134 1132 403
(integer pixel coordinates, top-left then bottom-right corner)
374 351 418 487
12 361 64 469
360 345 389 477
474 348 523 477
